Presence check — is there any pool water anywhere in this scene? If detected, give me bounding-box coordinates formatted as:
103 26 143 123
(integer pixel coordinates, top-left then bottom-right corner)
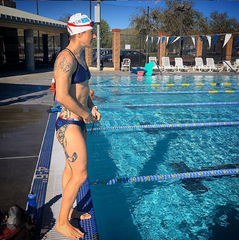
87 75 239 240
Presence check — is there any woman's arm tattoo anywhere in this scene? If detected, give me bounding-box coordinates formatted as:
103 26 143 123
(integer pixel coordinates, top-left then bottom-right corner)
54 57 71 76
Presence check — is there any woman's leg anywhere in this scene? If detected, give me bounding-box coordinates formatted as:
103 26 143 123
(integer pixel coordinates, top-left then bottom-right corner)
56 125 89 239
61 125 90 220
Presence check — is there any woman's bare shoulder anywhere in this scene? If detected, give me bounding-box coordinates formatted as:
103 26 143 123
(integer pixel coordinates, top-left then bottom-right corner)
54 50 75 77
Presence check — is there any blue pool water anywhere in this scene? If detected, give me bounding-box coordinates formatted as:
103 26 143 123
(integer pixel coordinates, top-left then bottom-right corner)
87 74 239 240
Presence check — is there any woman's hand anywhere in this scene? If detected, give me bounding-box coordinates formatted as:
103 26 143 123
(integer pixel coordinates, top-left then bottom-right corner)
91 107 101 122
83 113 95 123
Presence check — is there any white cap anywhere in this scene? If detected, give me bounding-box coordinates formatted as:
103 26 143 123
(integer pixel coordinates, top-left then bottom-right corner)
67 13 94 36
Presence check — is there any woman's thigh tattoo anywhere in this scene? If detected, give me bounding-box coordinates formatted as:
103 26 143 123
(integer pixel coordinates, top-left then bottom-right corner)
56 125 68 146
56 125 78 163
64 150 78 163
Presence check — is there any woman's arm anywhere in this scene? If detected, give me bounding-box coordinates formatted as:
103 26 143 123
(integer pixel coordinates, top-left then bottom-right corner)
87 95 95 111
88 94 101 121
54 52 93 122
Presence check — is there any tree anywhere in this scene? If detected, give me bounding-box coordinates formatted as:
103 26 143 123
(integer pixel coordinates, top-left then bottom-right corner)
58 13 71 23
92 19 111 48
129 0 208 36
207 11 239 34
130 7 161 35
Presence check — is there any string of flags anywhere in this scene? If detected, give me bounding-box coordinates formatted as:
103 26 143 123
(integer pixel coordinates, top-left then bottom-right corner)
145 33 239 48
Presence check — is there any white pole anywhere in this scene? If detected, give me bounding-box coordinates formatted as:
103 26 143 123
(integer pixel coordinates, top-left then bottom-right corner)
95 1 101 71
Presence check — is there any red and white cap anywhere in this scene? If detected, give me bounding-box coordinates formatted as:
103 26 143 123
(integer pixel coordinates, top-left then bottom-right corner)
67 13 94 36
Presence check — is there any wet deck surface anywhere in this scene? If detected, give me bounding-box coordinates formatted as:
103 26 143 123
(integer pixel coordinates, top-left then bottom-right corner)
0 104 49 210
0 68 54 211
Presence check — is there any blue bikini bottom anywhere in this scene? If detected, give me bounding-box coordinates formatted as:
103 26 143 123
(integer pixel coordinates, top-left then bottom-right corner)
55 116 86 132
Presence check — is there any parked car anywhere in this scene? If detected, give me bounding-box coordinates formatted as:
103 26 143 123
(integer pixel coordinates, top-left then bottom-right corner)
232 47 239 56
92 48 112 62
120 50 146 66
100 50 146 67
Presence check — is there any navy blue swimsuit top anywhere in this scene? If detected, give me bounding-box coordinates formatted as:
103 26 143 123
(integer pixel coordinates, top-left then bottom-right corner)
66 48 91 84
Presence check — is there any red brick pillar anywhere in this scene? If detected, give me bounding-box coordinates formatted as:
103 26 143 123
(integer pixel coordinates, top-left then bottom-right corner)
112 29 121 70
195 36 203 57
85 47 92 67
158 32 167 66
223 36 233 61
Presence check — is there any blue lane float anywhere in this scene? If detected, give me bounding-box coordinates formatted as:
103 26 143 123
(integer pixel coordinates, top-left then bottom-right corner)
87 121 239 132
90 168 239 185
91 82 239 87
102 101 239 108
113 90 239 95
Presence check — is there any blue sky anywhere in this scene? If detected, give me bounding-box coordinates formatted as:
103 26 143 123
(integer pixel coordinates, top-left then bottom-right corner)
15 1 239 30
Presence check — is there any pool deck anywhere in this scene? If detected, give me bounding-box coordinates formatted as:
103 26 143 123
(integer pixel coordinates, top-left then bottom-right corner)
0 66 238 239
36 112 98 240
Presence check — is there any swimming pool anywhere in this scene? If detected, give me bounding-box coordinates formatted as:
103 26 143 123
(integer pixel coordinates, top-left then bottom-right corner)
87 74 239 240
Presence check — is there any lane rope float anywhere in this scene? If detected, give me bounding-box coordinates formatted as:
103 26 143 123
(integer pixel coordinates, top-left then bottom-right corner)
113 90 239 95
102 101 239 108
87 121 239 132
91 82 239 88
90 168 239 185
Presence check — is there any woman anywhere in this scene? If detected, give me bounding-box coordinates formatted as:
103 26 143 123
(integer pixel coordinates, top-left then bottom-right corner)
53 13 101 239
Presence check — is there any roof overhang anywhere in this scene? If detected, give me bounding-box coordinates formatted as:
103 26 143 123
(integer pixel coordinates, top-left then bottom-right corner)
0 5 67 34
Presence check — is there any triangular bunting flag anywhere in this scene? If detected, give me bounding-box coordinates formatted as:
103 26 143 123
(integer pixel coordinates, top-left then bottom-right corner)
169 36 175 44
155 36 158 43
151 36 154 43
223 34 232 48
206 35 211 49
162 37 165 44
157 37 160 45
213 34 219 46
199 35 205 43
191 36 195 47
166 37 169 45
181 36 185 41
234 36 239 45
145 35 149 42
172 36 180 44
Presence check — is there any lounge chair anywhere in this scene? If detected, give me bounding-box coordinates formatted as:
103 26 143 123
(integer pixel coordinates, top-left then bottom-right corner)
162 57 176 72
149 57 158 70
175 58 190 72
223 61 239 72
234 59 239 68
206 58 221 72
121 58 131 71
193 58 209 72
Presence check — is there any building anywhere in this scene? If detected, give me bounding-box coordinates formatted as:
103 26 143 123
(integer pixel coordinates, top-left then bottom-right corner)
0 1 68 71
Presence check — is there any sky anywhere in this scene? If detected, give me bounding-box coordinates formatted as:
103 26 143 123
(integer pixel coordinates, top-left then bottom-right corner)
14 0 239 30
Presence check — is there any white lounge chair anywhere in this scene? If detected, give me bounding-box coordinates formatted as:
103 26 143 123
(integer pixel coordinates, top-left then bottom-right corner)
234 59 239 68
193 58 209 72
162 57 176 72
121 58 131 71
206 58 221 72
149 57 158 70
175 58 190 72
223 61 239 72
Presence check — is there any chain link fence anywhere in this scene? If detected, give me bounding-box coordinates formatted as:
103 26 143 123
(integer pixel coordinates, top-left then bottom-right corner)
1 31 238 70
17 33 61 67
120 33 239 67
